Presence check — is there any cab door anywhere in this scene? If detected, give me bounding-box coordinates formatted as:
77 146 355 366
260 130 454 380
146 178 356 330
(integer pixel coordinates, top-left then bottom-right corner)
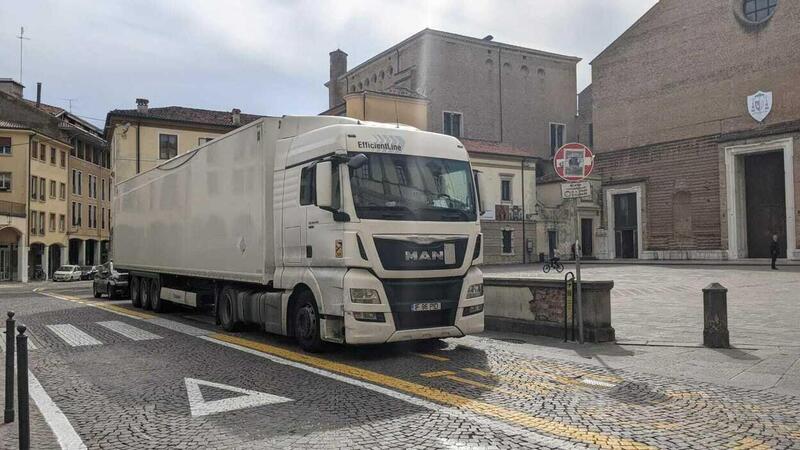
305 163 341 266
282 165 306 265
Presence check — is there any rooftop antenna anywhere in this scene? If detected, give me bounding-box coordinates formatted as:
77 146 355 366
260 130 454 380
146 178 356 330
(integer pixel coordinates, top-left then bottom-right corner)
16 26 31 84
61 97 78 113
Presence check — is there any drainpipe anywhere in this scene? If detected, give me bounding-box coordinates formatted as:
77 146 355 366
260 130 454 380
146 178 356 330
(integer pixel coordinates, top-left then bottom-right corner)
521 157 526 264
135 122 140 174
498 48 504 142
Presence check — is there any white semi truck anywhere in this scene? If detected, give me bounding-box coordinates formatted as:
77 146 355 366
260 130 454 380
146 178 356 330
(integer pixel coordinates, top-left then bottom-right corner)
113 116 486 351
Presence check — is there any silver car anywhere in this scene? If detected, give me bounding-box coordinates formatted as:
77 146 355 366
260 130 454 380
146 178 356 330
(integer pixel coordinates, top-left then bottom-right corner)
52 265 82 282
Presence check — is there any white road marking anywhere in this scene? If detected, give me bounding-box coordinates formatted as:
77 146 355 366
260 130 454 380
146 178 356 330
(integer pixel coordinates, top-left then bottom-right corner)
0 328 38 351
148 317 210 336
185 377 292 417
198 335 580 449
97 321 161 341
46 324 102 347
28 370 87 449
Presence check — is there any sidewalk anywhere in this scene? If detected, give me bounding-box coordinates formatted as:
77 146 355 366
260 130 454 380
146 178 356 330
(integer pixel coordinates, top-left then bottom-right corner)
470 330 800 397
0 353 60 449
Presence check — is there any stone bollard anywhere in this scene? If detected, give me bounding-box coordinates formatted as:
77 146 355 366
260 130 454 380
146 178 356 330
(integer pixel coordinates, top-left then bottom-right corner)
703 283 730 348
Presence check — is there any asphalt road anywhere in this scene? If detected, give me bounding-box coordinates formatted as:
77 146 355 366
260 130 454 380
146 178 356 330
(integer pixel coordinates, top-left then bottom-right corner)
0 283 799 449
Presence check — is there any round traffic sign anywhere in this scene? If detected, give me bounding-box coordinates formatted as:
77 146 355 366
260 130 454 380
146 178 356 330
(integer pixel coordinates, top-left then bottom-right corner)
553 143 595 182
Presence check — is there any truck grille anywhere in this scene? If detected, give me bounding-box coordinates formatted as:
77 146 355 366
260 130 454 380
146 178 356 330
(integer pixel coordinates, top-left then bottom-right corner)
381 277 463 331
374 237 468 271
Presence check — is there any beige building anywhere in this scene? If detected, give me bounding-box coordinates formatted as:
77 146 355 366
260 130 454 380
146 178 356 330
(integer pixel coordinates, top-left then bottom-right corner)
105 99 263 183
1 79 72 281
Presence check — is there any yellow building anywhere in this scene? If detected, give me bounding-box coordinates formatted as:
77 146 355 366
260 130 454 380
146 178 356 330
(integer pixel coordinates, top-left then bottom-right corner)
1 80 73 281
105 99 263 183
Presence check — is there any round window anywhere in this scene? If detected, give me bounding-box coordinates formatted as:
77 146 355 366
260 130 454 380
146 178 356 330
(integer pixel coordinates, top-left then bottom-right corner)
742 0 777 23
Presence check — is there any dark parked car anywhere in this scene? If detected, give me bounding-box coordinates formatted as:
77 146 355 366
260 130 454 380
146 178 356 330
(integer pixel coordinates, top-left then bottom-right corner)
81 265 100 280
93 262 130 299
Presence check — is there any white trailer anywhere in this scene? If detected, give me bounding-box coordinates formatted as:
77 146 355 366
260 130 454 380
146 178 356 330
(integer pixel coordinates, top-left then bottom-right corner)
114 116 486 351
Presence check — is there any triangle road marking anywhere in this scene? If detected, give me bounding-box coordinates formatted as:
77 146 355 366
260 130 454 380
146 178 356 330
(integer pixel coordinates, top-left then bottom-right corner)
185 377 292 417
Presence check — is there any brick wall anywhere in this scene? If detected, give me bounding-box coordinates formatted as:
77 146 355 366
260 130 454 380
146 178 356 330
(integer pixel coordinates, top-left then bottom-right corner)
480 220 537 264
598 135 723 251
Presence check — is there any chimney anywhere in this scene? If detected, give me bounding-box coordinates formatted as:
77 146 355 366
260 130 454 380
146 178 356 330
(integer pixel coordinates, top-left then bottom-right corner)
36 82 42 108
136 98 149 113
328 49 348 108
0 78 24 98
232 108 241 126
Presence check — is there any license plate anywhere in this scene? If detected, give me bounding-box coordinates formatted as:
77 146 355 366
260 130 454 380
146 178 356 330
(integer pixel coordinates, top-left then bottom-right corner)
411 302 442 312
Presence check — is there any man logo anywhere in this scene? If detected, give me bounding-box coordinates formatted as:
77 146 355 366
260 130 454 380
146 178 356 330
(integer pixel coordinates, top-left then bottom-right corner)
405 250 444 261
403 243 456 264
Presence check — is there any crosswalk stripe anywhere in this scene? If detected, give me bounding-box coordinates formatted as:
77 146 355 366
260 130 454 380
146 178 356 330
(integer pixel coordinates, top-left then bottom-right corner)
97 321 161 341
0 328 38 351
46 324 102 347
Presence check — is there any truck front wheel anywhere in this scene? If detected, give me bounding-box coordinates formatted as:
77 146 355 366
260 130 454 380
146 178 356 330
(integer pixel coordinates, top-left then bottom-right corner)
294 291 324 353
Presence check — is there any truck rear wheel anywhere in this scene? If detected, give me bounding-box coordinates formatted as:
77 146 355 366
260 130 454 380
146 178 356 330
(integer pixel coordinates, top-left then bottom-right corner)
130 277 142 308
150 278 166 312
140 278 151 310
218 286 239 332
294 291 324 353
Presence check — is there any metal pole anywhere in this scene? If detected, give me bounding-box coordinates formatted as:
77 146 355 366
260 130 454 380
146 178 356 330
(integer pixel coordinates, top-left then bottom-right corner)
4 312 15 423
575 197 584 344
17 325 29 450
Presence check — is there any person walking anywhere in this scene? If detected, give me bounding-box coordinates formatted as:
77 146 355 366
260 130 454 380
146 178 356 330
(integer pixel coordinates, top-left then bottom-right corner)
769 234 779 270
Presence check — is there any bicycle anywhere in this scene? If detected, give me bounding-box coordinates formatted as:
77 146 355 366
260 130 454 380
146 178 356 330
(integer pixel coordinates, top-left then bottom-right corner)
542 257 564 274
28 265 46 281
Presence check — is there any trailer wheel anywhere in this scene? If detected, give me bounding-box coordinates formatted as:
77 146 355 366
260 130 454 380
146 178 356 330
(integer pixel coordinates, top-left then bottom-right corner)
294 291 324 353
150 277 166 313
140 278 151 310
218 286 239 332
131 277 142 308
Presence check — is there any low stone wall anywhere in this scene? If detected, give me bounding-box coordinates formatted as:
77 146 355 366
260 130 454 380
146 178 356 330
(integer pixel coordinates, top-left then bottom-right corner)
483 276 615 342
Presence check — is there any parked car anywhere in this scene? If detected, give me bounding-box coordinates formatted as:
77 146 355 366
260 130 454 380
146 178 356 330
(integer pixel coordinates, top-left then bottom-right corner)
93 262 130 299
80 265 100 280
53 265 82 282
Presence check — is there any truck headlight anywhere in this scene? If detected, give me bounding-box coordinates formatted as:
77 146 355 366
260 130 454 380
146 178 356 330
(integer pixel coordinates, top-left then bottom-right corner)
463 304 484 316
466 283 483 299
352 312 386 322
350 288 381 304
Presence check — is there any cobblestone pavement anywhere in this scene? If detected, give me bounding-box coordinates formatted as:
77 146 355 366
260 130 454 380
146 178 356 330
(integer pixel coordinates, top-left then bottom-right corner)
483 264 800 347
1 286 799 449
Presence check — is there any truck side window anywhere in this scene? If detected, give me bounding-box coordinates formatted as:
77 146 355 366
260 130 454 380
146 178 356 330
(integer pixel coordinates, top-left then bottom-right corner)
300 166 315 205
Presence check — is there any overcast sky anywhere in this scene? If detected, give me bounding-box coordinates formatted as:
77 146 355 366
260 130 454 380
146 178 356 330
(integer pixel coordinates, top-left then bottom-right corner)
1 1 657 129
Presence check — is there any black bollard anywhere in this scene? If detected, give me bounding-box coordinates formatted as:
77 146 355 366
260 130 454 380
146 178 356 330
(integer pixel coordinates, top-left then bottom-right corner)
4 311 14 423
16 325 29 450
703 283 730 348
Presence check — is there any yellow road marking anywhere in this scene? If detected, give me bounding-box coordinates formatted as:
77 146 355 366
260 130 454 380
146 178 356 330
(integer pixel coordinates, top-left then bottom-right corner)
412 352 450 362
421 371 457 378
211 332 653 450
461 368 556 393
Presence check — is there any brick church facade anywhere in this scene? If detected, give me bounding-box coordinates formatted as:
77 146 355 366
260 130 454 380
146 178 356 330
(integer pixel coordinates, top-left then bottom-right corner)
588 0 800 260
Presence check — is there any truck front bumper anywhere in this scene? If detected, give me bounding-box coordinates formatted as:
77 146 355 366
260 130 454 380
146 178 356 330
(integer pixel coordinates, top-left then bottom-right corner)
342 267 484 345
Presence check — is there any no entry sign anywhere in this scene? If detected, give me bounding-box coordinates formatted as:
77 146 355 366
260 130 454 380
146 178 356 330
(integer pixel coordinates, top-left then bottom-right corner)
553 143 594 182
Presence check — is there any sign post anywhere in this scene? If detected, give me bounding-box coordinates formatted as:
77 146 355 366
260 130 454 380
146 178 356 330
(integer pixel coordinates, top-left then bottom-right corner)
553 143 594 344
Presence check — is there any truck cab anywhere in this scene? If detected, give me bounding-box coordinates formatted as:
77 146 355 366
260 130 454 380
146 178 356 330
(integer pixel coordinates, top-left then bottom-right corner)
274 120 485 349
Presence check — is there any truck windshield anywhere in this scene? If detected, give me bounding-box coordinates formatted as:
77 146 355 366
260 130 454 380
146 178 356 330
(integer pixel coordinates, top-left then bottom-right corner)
348 153 477 221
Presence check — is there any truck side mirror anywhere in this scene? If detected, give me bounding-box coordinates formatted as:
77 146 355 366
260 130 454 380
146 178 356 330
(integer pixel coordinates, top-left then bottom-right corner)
315 161 333 209
475 171 488 216
347 153 368 169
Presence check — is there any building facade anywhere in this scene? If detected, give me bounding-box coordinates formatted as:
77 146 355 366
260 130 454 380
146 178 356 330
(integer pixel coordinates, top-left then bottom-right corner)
591 0 800 260
105 99 263 183
0 80 72 281
326 29 580 159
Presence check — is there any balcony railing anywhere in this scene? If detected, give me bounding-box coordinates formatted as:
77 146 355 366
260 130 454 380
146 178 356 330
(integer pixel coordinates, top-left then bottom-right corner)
0 200 26 218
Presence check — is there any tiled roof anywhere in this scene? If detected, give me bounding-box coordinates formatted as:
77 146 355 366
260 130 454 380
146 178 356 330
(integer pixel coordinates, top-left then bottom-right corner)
462 139 537 159
0 119 27 129
23 99 66 116
107 106 264 127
